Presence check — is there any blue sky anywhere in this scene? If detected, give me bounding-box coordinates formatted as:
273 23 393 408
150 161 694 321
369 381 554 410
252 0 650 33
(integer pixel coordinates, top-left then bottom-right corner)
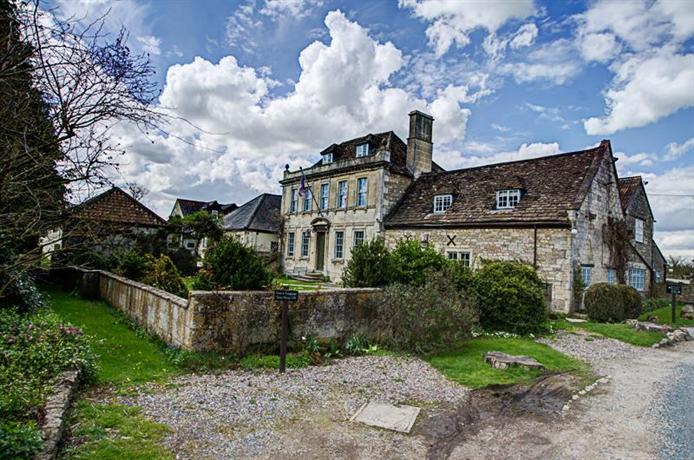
49 0 694 258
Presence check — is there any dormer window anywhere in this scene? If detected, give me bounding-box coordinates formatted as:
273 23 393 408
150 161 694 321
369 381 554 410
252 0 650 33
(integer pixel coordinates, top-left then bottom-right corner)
433 194 453 213
322 153 333 164
496 189 521 209
356 143 370 157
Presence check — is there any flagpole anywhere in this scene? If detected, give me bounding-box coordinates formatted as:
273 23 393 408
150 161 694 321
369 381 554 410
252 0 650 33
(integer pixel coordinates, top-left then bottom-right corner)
299 166 324 217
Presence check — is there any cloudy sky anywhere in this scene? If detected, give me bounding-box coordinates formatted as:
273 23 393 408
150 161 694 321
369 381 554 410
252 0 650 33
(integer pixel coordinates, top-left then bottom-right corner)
48 0 693 259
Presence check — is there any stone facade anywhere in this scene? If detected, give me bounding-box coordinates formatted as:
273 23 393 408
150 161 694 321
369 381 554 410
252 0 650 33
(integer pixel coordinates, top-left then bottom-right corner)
225 230 278 253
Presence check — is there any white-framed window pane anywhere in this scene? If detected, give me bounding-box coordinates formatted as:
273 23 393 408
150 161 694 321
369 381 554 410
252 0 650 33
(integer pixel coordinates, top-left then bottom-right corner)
338 181 348 208
287 232 295 256
356 143 369 157
581 266 592 288
334 231 344 258
433 194 452 213
320 183 329 210
496 189 520 209
353 230 364 247
322 153 333 164
607 268 617 285
301 231 310 257
290 188 298 213
635 218 644 243
447 251 459 260
303 188 312 212
447 251 471 267
357 178 367 206
629 268 646 291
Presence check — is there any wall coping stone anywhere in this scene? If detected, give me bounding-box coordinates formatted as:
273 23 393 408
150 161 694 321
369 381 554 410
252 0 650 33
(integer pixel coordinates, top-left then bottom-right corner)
34 369 80 460
190 287 383 298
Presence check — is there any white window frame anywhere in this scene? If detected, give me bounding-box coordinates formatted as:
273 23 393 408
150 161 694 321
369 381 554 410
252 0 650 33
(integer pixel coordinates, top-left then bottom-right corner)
353 229 365 247
334 230 344 259
337 181 348 209
447 250 471 267
287 232 295 256
634 218 644 243
607 268 617 285
322 153 333 164
356 143 369 157
496 189 521 209
433 194 453 213
301 231 310 258
581 265 592 289
303 187 312 212
628 267 646 291
356 177 368 207
290 188 298 213
320 183 329 210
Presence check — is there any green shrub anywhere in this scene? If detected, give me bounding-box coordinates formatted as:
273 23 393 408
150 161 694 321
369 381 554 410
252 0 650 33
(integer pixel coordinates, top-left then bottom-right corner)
642 297 670 314
343 335 369 356
0 308 97 428
141 255 188 298
472 260 547 334
0 422 43 459
379 266 478 353
165 248 198 277
0 266 44 313
390 240 450 286
342 238 394 287
198 237 272 290
118 250 151 281
584 283 624 322
584 283 642 322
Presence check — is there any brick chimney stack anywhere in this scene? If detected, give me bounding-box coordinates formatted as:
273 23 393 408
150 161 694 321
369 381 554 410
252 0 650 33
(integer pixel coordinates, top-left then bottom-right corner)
406 110 434 178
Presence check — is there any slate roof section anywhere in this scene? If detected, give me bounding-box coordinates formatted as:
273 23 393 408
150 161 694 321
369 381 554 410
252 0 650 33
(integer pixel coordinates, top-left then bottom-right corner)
617 176 642 211
385 141 613 228
174 199 237 216
71 187 166 227
223 193 282 233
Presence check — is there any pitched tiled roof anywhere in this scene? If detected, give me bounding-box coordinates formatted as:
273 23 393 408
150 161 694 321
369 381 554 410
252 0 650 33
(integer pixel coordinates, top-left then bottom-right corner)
316 131 412 175
385 141 613 228
617 176 642 211
223 193 282 233
174 198 237 216
71 187 166 227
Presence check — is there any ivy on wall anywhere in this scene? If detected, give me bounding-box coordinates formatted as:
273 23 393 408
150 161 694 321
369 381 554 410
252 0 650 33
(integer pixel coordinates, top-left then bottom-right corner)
603 217 631 284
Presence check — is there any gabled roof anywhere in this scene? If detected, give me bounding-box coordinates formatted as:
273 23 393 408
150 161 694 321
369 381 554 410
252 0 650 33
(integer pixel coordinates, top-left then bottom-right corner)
71 187 166 227
385 141 613 228
223 193 282 233
173 198 237 216
617 176 654 219
315 131 413 175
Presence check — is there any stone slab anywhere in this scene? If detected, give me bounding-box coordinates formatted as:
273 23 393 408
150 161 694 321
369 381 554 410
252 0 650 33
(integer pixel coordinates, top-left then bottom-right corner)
351 401 420 433
566 318 587 323
485 351 545 370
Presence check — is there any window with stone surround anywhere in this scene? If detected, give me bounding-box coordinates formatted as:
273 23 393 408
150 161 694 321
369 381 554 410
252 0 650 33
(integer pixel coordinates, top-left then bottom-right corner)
353 229 364 247
320 183 329 210
287 232 295 256
357 177 368 206
290 188 298 213
301 231 310 257
337 181 348 208
628 267 646 291
334 231 344 259
581 265 592 288
356 143 369 157
607 268 617 285
433 194 452 213
303 187 312 212
322 153 333 164
634 218 644 243
447 250 471 267
496 189 521 209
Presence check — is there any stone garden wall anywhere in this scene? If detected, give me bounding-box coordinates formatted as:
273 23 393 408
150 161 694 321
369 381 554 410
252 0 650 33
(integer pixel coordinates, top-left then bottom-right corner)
56 268 383 354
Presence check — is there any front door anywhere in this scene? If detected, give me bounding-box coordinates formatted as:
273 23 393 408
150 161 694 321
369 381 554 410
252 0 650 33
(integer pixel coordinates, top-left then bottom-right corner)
315 232 326 271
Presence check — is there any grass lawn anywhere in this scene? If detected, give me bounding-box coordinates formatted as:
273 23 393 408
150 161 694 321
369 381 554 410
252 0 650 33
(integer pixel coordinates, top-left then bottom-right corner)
640 304 694 327
427 337 591 389
273 275 324 291
552 319 664 347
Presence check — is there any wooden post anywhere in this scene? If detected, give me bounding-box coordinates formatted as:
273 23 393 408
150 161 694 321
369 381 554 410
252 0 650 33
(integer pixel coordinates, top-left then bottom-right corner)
279 299 288 373
672 291 677 325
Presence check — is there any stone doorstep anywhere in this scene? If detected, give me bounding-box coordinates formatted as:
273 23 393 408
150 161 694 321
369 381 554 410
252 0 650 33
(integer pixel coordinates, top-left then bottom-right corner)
485 351 545 370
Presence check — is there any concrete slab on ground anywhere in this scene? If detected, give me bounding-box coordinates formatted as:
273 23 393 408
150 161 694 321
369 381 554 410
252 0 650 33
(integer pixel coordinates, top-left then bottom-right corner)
351 401 420 433
566 318 587 323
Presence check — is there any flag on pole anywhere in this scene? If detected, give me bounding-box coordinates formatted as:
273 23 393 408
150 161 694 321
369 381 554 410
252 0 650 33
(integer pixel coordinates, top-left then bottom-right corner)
298 174 307 197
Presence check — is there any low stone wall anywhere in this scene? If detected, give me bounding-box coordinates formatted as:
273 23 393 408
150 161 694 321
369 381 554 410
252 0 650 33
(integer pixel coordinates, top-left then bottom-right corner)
653 281 694 304
35 369 80 460
54 268 383 354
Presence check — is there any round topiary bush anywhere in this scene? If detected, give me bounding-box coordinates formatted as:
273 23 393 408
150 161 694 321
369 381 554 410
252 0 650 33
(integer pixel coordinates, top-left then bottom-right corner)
197 236 272 290
615 284 642 319
471 260 547 334
584 283 624 322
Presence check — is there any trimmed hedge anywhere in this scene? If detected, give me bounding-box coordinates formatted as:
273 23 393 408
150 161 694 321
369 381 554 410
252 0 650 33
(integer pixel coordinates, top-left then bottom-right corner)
584 283 642 323
472 260 547 334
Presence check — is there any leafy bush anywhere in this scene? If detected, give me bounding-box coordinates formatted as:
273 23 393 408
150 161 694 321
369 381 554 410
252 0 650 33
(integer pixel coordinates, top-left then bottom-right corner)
0 421 43 459
117 250 151 281
343 335 369 356
140 255 188 298
472 260 547 334
165 248 198 277
342 238 394 287
390 240 450 286
0 266 44 313
584 283 642 323
642 297 670 314
197 237 272 290
379 266 478 353
0 308 96 450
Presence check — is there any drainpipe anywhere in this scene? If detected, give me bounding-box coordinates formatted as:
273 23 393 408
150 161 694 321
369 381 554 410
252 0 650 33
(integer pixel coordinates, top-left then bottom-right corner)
533 225 538 270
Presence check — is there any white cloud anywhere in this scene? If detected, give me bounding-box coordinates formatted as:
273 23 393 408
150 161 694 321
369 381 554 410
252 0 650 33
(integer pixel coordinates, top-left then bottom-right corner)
260 0 323 18
399 0 535 56
136 36 161 56
116 10 475 215
577 32 621 62
665 137 694 161
614 151 654 168
438 141 561 170
500 38 582 85
584 50 694 135
509 23 538 49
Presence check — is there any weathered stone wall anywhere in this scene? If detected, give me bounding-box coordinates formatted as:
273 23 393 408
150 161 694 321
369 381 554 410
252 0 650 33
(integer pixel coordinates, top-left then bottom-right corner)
384 227 573 312
98 271 194 348
188 288 383 353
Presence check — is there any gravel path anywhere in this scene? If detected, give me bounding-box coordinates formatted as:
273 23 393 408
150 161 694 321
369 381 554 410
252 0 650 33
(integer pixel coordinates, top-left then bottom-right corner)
657 359 694 459
122 356 468 459
451 330 694 459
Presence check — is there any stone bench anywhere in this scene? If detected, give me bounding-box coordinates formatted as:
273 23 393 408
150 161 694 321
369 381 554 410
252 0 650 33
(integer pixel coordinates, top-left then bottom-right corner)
485 351 545 370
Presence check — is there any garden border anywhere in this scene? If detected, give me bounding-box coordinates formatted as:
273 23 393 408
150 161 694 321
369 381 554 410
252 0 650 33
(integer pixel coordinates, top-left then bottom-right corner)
35 369 80 460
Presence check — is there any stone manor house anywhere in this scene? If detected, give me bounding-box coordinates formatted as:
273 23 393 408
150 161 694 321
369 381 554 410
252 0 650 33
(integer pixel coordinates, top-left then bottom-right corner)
280 111 665 313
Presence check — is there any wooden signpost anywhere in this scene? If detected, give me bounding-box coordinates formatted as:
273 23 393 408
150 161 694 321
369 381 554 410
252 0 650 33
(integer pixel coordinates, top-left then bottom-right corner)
666 282 682 324
274 289 299 373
